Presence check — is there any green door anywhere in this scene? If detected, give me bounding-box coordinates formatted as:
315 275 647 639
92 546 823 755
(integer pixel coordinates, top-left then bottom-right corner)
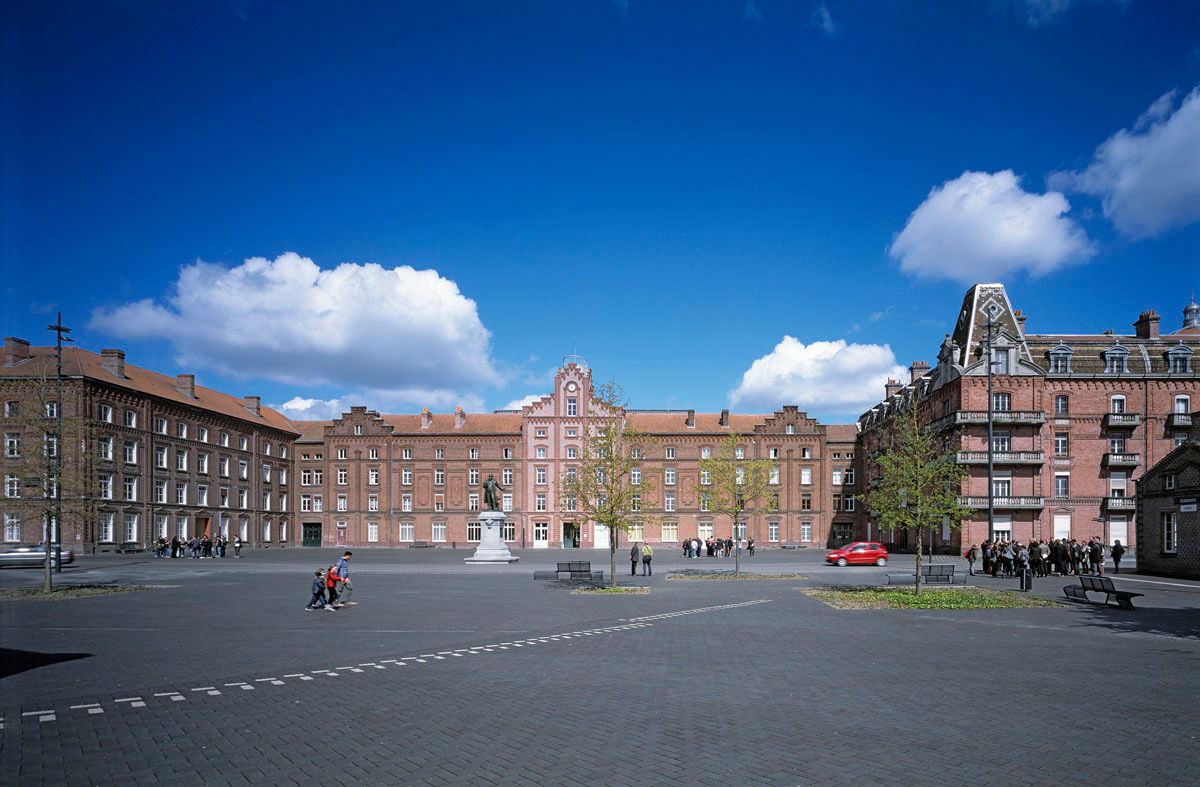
302 522 322 547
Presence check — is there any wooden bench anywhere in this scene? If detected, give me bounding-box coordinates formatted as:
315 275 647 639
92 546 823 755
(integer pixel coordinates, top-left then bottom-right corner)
1063 575 1143 610
408 540 434 548
886 564 960 585
534 561 604 581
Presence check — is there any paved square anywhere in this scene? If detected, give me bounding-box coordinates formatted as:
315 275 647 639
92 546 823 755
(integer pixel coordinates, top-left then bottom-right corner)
2 548 1199 785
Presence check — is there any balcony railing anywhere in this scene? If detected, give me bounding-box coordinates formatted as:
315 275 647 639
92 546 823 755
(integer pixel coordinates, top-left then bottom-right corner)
1103 413 1141 428
1102 452 1140 467
932 410 1045 430
1102 497 1136 511
960 496 1045 510
1167 412 1193 429
955 450 1045 465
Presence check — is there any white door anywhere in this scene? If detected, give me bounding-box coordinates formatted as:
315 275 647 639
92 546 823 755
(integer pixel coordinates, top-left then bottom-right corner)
533 521 549 549
593 522 610 550
1053 514 1071 540
1109 516 1128 545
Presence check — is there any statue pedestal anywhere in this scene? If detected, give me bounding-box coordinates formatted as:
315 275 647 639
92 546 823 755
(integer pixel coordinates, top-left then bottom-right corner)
464 510 519 564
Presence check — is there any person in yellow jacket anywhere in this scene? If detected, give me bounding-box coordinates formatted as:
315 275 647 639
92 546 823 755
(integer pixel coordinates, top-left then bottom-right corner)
641 542 654 576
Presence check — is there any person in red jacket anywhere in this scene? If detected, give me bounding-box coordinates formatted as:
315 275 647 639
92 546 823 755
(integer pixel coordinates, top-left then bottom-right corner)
325 564 341 609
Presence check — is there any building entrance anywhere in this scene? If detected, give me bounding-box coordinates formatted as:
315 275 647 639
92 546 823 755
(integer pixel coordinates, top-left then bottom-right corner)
302 522 322 547
562 523 580 548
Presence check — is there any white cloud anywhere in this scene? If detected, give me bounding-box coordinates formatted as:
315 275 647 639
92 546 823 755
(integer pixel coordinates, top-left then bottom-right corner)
1016 0 1074 27
90 253 502 401
1048 87 1200 239
501 393 548 411
812 2 839 36
888 170 1094 282
272 388 487 421
729 337 907 414
274 396 343 421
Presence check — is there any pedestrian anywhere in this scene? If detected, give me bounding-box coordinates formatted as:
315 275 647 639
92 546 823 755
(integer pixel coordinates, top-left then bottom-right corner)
966 544 979 576
234 536 242 557
747 538 755 557
630 542 640 576
305 569 329 610
641 542 653 576
334 551 354 605
682 539 689 558
1111 540 1125 573
170 535 180 558
324 564 341 609
1090 539 1104 575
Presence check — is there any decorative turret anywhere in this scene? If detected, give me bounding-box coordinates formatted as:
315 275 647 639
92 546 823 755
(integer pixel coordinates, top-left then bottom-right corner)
1184 293 1200 330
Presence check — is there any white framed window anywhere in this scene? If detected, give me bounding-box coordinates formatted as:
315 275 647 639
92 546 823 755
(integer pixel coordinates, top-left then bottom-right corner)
176 449 188 471
97 473 112 499
177 422 188 439
1110 395 1126 414
124 409 137 428
367 493 378 511
403 447 412 459
801 468 812 485
770 467 779 485
1175 395 1190 414
699 469 710 485
700 494 710 512
432 522 447 542
399 522 414 541
4 433 18 457
698 521 713 540
502 468 513 485
197 484 208 506
402 494 412 512
536 467 546 484
197 453 208 474
156 514 168 539
566 429 577 438
661 521 678 542
98 404 112 423
833 469 842 485
367 521 378 542
629 522 644 541
566 397 577 416
845 497 855 512
536 446 547 459
5 512 21 542
665 447 676 459
844 469 855 485
175 515 188 539
1163 512 1177 553
239 460 248 479
1165 473 1176 491
337 468 348 485
239 436 248 451
802 447 811 459
263 464 271 482
313 469 322 484
369 467 379 485
631 468 642 485
155 479 167 503
159 446 170 467
769 521 779 542
435 469 444 485
535 428 546 438
98 437 113 461
197 426 208 443
99 513 114 542
263 519 271 541
338 447 347 459
279 467 287 485
301 469 312 486
4 475 18 498
630 494 640 512
801 521 812 541
260 491 268 509
769 447 780 459
279 493 287 511
123 513 138 542
119 440 135 464
469 468 479 485
469 447 478 459
219 487 229 508
665 493 675 512
434 494 444 512
337 494 347 511
45 400 58 418
566 446 577 459
435 447 444 459
402 468 412 485
502 493 513 512
301 494 312 512
631 448 640 459
354 424 363 435
312 495 322 512
176 482 187 505
468 493 478 511
220 431 229 447
992 392 1011 412
503 447 513 459
219 457 229 476
535 493 546 511
665 468 675 485
156 417 168 434
467 521 481 542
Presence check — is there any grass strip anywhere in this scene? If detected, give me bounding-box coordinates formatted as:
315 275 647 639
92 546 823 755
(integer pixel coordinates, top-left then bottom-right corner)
0 585 161 602
802 586 1062 610
668 573 808 581
571 587 651 595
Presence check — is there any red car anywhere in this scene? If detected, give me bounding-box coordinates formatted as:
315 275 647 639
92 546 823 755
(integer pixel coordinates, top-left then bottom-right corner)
825 542 888 567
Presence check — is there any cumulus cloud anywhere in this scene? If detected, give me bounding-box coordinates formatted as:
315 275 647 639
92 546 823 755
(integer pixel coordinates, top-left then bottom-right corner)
501 393 549 411
812 2 839 36
272 389 487 422
1048 87 1200 239
90 253 502 400
888 170 1094 282
729 338 907 414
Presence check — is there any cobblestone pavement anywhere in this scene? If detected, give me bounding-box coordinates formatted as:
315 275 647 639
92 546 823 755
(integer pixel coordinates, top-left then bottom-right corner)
2 548 1198 785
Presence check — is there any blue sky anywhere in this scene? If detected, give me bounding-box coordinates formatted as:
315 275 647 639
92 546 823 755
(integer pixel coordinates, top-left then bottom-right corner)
4 0 1198 423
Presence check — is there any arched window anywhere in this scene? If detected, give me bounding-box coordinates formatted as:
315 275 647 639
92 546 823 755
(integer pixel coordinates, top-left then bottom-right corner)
1054 395 1069 415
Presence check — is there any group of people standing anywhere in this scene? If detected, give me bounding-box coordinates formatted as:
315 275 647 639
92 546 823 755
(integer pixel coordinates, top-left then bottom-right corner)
965 537 1126 578
629 542 653 575
155 535 243 559
681 537 750 558
306 551 354 611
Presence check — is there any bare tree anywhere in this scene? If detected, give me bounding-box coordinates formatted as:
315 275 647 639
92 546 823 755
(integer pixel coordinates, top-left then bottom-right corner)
694 431 778 575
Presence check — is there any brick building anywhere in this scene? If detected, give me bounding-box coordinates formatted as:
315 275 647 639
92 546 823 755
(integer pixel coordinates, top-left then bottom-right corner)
2 338 297 552
291 362 860 549
856 284 1200 552
1135 441 1200 579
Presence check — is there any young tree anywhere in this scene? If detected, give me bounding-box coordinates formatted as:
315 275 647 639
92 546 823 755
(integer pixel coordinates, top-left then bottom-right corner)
1 375 92 592
859 400 972 595
560 381 657 588
694 432 778 576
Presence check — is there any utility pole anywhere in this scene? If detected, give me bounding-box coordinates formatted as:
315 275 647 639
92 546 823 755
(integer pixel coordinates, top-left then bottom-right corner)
45 314 72 592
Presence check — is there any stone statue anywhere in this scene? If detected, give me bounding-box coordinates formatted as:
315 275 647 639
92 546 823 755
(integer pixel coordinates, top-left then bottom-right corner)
482 474 505 511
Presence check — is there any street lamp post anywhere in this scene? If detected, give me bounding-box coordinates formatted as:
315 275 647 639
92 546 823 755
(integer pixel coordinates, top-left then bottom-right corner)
46 314 72 591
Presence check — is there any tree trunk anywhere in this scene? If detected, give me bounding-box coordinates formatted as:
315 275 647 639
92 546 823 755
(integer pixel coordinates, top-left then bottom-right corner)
733 516 740 576
610 537 617 589
914 527 922 596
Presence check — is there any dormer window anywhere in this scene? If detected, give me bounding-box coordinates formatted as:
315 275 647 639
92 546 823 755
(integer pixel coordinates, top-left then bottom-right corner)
1048 343 1073 374
1167 343 1192 374
1103 343 1129 374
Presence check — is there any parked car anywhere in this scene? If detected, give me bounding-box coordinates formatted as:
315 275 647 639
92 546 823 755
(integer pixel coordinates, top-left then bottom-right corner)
0 544 75 568
825 542 888 567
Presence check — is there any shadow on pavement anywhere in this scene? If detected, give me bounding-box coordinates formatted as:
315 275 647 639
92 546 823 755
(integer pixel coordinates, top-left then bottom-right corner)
0 647 92 679
1071 606 1200 640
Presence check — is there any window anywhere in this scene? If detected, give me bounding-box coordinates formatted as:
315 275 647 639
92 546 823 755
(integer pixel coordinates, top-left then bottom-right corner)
219 487 229 508
769 468 779 485
434 469 444 486
1055 395 1069 415
98 474 112 499
197 453 208 474
239 436 248 451
567 428 577 438
1168 345 1193 374
1109 434 1126 454
301 469 312 486
402 468 412 485
369 468 379 485
698 521 714 540
99 512 114 542
99 437 113 461
993 476 1012 496
354 424 363 435
801 521 812 541
1104 344 1129 374
432 522 447 542
401 494 412 512
566 446 577 459
992 392 1011 412
786 424 794 435
260 491 267 509
263 464 271 483
665 493 675 512
833 469 843 485
301 494 312 512
768 521 779 542
338 447 347 460
4 513 20 542
46 435 61 458
700 494 710 512
661 521 678 542
1053 432 1069 456
992 431 1010 452
734 447 744 459
536 467 547 484
434 494 444 512
220 431 229 447
1164 473 1176 491
279 493 287 511
533 446 546 459
801 493 811 510
403 447 412 459
630 494 641 512
177 422 188 439
628 522 644 541
502 468 513 485
991 348 1009 374
124 409 137 428
665 447 675 459
337 495 347 511
1175 432 1187 449
699 469 709 485
1110 395 1126 414
98 404 111 422
503 448 512 459
313 469 322 484
312 495 322 512
45 400 58 418
769 447 780 459
219 457 229 476
844 496 855 512
197 484 208 506
124 513 138 542
176 482 187 504
279 467 287 485
467 521 481 542
701 447 711 459
800 468 812 485
468 493 478 511
567 397 577 416
1163 512 1177 553
4 433 17 457
1049 345 1073 373
844 469 855 485
502 494 512 512
535 493 546 511
535 429 545 438
435 448 444 459
198 427 208 443
155 480 167 503
5 474 20 498
665 468 675 486
366 521 378 542
337 468 348 485
399 522 414 541
736 467 745 484
238 459 248 479
802 447 811 459
469 447 479 460
1176 395 1191 414
156 417 168 434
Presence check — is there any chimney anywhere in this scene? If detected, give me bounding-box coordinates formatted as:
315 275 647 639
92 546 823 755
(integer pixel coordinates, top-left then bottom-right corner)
719 409 729 427
4 337 30 366
908 360 931 383
454 406 466 429
176 374 195 398
686 409 695 428
885 379 903 399
243 395 261 417
1014 309 1027 333
101 349 126 379
1133 310 1160 339
420 408 433 430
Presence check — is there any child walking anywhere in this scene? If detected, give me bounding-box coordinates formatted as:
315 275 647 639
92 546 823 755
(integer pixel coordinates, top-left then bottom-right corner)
305 568 333 611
